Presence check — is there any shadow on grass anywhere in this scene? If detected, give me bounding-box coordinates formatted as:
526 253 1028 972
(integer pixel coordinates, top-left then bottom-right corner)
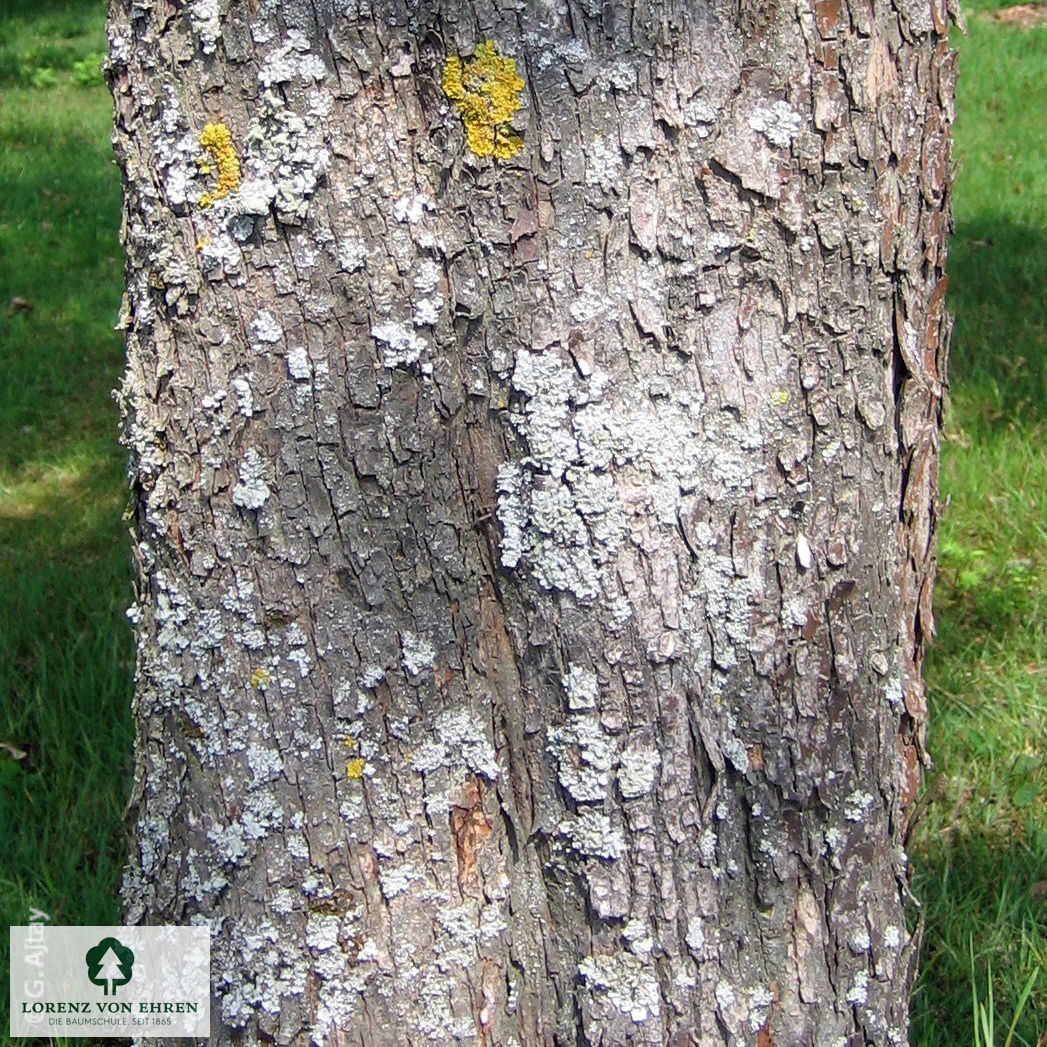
913 201 1047 1045
0 460 133 907
0 452 133 1047
948 214 1047 433
0 86 123 472
910 825 1047 1047
0 0 108 87
0 13 133 1035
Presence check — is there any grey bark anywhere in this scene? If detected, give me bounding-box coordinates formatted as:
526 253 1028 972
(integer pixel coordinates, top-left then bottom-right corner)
108 0 953 1044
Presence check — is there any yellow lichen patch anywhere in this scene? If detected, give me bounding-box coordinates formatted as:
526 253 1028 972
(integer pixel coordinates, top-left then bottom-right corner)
198 121 240 208
346 758 366 780
442 41 525 160
250 667 271 689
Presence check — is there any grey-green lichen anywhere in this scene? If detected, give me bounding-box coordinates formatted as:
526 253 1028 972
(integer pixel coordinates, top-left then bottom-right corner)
244 87 330 224
188 0 221 55
578 952 661 1024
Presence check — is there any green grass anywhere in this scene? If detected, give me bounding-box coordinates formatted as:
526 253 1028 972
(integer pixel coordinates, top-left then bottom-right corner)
1 2 1046 1046
910 4 1047 1045
0 0 106 90
0 2 133 1042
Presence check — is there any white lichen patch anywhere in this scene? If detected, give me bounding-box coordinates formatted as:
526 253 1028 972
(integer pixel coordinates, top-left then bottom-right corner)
748 985 774 1031
393 193 434 224
498 336 760 635
559 811 625 859
259 36 328 87
179 849 229 905
844 790 875 822
563 665 599 710
850 927 872 952
885 674 904 708
337 236 367 273
232 449 271 510
547 715 616 803
305 913 342 952
359 664 385 689
412 297 441 327
244 87 330 225
201 389 226 413
206 797 281 867
246 743 283 782
437 904 484 950
236 176 278 217
409 707 499 781
722 735 750 775
378 861 420 900
569 285 615 324
699 828 718 866
286 346 311 381
708 229 735 255
413 258 442 295
622 918 654 956
249 310 283 348
287 648 312 678
479 902 508 944
231 377 254 416
497 350 626 600
584 134 625 192
825 825 846 852
684 96 717 133
495 463 526 569
212 919 314 1029
411 261 445 329
617 742 660 798
400 631 435 677
714 979 741 1019
188 0 221 55
371 321 427 371
749 101 803 147
846 970 869 1006
578 952 661 1023
684 916 705 953
199 233 242 279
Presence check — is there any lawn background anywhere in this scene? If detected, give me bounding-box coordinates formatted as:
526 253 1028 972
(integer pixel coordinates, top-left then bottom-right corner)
0 1 1044 1044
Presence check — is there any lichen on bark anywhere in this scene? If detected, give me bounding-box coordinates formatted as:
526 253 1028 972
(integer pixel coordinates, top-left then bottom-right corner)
442 40 525 159
109 0 952 1043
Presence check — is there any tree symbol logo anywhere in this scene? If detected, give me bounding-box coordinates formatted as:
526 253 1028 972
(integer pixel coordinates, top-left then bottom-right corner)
85 937 135 996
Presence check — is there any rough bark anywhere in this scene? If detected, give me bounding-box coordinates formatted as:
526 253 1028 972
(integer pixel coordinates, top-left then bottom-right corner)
108 0 953 1044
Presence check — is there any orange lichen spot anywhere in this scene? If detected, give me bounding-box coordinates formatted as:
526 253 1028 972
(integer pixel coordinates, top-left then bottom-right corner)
442 41 525 160
198 121 240 207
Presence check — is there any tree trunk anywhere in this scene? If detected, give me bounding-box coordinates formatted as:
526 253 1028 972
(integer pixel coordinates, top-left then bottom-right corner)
108 0 952 1043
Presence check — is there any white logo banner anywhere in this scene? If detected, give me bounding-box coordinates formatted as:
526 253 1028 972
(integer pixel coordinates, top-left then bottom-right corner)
9 925 210 1038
